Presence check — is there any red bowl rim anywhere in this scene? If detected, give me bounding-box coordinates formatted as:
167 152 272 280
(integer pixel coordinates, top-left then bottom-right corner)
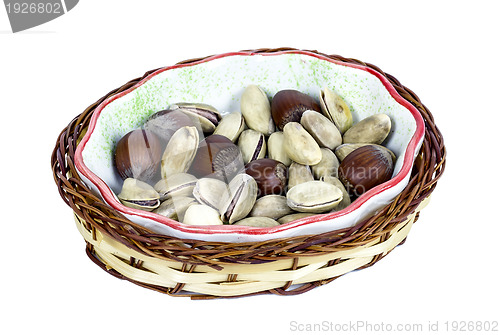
74 50 425 236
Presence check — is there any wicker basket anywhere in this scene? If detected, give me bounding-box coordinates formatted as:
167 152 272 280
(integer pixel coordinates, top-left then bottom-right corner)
51 48 446 299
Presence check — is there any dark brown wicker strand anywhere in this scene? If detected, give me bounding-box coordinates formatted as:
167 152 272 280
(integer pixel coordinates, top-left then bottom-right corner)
51 48 446 298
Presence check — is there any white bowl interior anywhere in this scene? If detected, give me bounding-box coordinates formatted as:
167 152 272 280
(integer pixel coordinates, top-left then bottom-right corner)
78 52 421 242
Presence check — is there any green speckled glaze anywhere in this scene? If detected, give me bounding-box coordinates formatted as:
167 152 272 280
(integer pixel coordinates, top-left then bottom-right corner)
82 53 416 194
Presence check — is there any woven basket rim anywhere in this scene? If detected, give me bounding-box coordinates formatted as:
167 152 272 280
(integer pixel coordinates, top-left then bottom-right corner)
51 47 446 297
72 49 426 240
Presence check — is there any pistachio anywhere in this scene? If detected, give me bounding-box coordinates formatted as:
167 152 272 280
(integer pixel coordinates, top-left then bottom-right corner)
300 110 342 150
237 129 267 164
283 122 322 165
249 195 293 219
320 176 351 211
287 162 314 190
286 180 343 213
319 86 353 134
277 212 317 224
213 112 246 142
240 85 274 135
233 217 280 228
219 174 258 223
144 109 201 143
160 126 199 178
311 148 340 179
169 102 221 133
267 131 292 166
334 143 396 162
153 196 198 221
154 172 197 201
183 204 224 226
193 178 229 210
343 114 391 144
118 178 160 211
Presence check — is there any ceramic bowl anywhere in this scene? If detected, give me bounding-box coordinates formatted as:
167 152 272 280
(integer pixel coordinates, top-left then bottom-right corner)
74 50 425 243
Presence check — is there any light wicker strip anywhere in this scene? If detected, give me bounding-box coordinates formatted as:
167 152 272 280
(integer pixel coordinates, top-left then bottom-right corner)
74 197 428 297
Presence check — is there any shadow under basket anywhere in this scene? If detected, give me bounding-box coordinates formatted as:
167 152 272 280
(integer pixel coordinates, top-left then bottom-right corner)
51 48 446 299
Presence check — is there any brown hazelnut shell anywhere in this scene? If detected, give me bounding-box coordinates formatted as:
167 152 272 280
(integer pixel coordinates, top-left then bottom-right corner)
245 158 288 197
271 89 321 130
188 134 244 181
114 129 162 182
338 145 394 197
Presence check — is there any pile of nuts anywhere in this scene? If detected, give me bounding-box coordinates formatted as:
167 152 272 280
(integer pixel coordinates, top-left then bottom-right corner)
114 85 395 227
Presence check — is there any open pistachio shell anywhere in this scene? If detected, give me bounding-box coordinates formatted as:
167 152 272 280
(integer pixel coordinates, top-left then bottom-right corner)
240 85 274 135
283 122 322 165
183 204 224 226
192 178 229 210
267 131 292 166
320 176 351 211
237 129 266 164
249 195 293 219
153 196 198 221
343 114 391 144
170 102 221 133
118 178 160 211
287 162 314 190
213 112 246 142
154 172 197 201
300 110 342 150
219 173 258 224
286 180 343 213
319 86 353 134
311 148 340 179
161 126 199 178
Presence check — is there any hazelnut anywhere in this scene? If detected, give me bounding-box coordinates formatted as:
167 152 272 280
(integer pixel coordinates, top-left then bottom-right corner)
188 134 244 182
245 158 288 197
114 129 162 182
338 145 394 197
271 89 321 130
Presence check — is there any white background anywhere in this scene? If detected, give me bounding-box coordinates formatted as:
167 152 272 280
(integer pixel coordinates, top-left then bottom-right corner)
1 1 499 334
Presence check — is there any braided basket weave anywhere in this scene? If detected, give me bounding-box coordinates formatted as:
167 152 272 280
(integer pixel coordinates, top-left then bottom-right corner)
51 48 446 299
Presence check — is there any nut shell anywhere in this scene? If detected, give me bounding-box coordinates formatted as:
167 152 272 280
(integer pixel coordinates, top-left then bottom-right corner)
245 158 288 197
271 89 320 130
114 129 162 182
188 134 244 182
338 145 394 196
